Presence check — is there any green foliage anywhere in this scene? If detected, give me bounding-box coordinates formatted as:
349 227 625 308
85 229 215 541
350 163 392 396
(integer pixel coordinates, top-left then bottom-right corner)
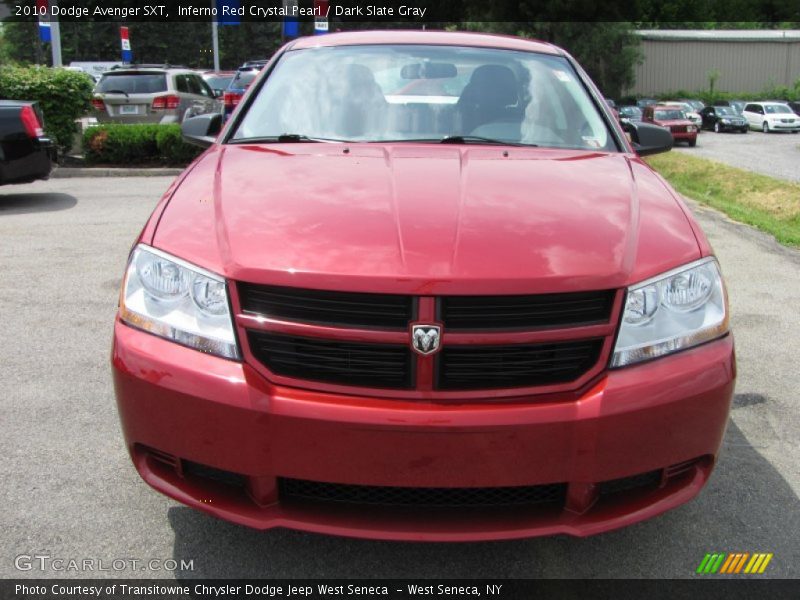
650 82 800 103
83 124 202 166
155 126 203 165
0 66 94 154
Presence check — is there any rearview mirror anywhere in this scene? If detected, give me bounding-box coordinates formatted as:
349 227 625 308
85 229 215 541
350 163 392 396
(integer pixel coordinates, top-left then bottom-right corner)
181 113 222 148
622 121 673 156
401 62 457 79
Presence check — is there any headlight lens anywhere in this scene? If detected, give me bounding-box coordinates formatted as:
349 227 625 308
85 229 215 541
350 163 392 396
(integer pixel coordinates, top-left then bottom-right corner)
120 245 239 359
611 257 729 368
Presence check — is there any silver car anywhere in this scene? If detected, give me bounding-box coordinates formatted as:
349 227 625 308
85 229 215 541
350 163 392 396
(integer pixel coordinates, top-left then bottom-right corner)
92 65 221 125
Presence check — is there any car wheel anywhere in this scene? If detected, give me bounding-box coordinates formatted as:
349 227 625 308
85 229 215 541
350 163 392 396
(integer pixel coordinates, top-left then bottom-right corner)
688 139 697 147
792 130 799 134
762 121 769 133
742 128 748 134
714 122 720 133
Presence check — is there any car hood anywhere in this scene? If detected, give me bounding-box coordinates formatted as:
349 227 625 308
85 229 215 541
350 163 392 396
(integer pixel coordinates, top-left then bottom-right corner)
153 144 702 295
654 119 693 127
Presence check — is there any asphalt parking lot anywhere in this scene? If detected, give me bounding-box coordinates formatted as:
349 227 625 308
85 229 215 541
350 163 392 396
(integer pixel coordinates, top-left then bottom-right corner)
1 176 799 579
675 128 800 182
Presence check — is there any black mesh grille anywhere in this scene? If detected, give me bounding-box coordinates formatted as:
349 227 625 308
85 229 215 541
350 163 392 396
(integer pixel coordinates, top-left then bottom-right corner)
238 283 413 329
598 470 661 496
247 332 413 389
279 478 566 508
439 290 615 330
437 339 604 390
183 460 247 488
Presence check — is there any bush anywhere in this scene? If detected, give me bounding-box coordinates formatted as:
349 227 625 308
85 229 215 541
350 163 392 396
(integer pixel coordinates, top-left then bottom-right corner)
83 124 202 166
0 66 93 155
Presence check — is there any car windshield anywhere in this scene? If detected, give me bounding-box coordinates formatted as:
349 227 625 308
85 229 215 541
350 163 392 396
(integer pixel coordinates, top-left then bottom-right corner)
96 73 167 94
764 104 791 114
654 109 685 120
230 70 259 90
204 75 233 91
716 107 736 116
232 45 614 151
619 106 642 117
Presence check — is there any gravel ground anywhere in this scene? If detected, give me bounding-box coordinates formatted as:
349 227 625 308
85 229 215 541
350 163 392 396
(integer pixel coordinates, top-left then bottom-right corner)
674 128 800 182
1 176 798 579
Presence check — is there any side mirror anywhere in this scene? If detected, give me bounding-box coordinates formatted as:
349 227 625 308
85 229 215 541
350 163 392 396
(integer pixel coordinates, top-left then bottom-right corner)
181 113 222 148
622 121 673 156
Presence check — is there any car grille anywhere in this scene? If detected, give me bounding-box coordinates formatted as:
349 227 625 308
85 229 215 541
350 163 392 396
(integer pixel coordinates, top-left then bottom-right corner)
247 331 414 389
437 339 604 390
439 291 614 330
279 477 567 508
238 282 413 329
238 284 616 394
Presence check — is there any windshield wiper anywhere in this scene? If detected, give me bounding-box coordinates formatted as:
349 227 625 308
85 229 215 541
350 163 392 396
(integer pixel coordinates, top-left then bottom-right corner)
103 89 129 97
230 134 348 144
372 136 534 147
440 135 534 146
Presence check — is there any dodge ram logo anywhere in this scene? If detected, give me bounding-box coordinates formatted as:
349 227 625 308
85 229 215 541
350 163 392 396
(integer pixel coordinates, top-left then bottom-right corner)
411 325 441 355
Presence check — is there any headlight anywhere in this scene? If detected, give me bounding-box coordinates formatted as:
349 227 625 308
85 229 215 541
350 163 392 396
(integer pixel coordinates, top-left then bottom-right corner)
686 125 694 132
119 245 239 359
611 257 729 368
720 118 730 124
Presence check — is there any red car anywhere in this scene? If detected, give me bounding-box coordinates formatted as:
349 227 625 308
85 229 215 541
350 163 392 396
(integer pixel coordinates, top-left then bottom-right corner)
643 104 698 146
113 31 734 541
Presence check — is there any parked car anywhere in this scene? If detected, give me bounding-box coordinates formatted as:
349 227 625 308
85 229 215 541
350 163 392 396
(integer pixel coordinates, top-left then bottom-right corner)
618 105 643 123
699 105 748 133
788 101 800 116
713 100 747 115
0 100 56 185
113 31 734 541
636 97 658 109
224 60 269 120
91 65 221 125
642 104 698 146
742 102 800 133
605 98 619 120
660 101 702 130
679 99 705 112
201 70 236 96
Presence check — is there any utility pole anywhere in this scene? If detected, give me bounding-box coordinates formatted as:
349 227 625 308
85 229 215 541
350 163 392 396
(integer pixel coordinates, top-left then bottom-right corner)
211 0 220 71
50 0 62 67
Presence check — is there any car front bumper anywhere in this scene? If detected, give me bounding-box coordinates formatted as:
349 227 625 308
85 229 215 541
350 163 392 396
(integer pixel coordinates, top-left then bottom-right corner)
112 320 735 541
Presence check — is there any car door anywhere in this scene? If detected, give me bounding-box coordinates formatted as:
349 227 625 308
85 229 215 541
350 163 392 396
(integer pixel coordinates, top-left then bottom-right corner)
743 104 760 128
193 75 220 114
699 107 712 128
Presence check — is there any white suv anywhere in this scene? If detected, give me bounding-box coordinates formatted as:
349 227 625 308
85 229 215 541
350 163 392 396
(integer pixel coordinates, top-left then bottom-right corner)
742 102 800 133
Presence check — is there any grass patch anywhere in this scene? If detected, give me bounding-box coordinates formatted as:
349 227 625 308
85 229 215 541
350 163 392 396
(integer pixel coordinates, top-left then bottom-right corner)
646 152 800 247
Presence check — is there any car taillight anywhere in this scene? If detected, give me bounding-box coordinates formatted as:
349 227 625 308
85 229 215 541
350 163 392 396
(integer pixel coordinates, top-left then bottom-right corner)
152 95 180 110
223 92 242 108
20 105 44 138
91 98 106 111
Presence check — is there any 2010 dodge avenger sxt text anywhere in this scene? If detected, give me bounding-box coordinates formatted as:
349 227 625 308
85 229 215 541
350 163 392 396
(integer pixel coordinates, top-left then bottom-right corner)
112 31 735 541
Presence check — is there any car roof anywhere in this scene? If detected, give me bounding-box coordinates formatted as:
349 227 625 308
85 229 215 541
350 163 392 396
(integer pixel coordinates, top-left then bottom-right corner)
653 104 683 110
288 30 561 55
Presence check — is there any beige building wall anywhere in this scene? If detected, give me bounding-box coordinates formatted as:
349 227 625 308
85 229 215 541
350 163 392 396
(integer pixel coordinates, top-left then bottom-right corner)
629 33 800 96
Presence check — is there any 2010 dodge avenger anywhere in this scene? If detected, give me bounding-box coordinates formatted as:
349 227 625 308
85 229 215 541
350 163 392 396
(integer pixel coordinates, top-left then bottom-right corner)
112 31 735 541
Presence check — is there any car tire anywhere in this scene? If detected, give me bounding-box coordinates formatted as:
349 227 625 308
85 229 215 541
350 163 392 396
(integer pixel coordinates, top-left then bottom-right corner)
688 139 697 147
742 128 748 134
714 122 720 133
762 121 769 133
792 130 799 134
